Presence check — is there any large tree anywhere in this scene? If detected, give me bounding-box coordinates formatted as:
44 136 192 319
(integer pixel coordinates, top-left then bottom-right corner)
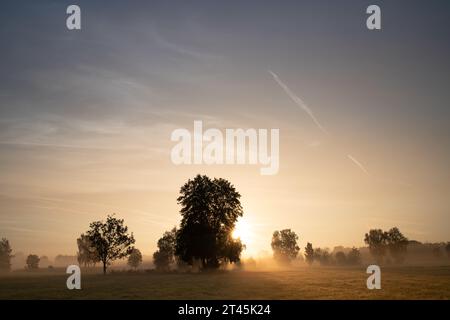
364 229 388 263
175 175 244 269
76 234 100 267
153 228 177 271
85 214 135 274
271 229 300 264
0 238 13 272
385 227 409 263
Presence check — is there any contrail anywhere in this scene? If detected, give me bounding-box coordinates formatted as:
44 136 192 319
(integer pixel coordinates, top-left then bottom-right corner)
347 154 370 176
269 70 328 134
269 70 373 176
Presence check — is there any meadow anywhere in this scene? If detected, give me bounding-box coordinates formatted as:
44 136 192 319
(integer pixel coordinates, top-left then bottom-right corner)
1 266 449 300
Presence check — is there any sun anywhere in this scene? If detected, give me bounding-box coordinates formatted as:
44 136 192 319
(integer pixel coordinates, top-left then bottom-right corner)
232 217 252 245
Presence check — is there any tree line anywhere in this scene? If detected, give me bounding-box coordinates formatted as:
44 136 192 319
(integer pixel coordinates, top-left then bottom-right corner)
1 175 450 273
75 175 244 274
269 229 360 266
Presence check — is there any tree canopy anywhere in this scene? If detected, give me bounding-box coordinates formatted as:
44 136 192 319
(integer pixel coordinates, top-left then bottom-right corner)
364 229 388 263
271 229 300 264
153 228 177 271
26 254 40 270
84 214 135 274
364 227 409 264
175 175 244 269
385 227 409 263
77 234 100 267
304 242 314 265
128 248 143 269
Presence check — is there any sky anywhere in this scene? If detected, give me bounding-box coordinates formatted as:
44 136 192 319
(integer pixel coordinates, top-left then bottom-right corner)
0 0 449 259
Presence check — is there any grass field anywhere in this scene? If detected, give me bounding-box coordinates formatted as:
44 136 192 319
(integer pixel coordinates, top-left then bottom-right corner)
1 266 449 300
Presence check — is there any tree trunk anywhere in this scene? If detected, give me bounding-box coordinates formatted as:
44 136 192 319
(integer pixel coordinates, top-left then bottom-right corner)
103 261 107 275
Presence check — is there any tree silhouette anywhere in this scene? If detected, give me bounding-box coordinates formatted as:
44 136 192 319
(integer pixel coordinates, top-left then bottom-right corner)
335 251 346 265
175 175 244 269
77 234 100 267
128 248 143 270
304 243 314 265
26 254 40 270
153 228 177 271
0 238 13 272
314 248 331 266
365 227 409 264
364 229 388 263
271 229 300 264
85 214 135 274
385 227 408 263
346 247 361 265
219 234 245 264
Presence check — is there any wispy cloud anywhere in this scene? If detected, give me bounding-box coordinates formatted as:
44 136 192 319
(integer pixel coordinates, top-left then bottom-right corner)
152 29 221 61
269 70 328 134
0 140 134 151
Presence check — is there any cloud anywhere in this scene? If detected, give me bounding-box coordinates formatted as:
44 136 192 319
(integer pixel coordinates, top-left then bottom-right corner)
151 29 221 61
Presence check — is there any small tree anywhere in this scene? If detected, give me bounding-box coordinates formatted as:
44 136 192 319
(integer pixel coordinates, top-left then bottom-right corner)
385 227 408 264
314 248 331 266
26 254 40 270
335 251 346 265
271 229 300 264
128 248 143 270
0 238 13 272
346 247 361 265
364 229 387 263
77 234 100 267
304 243 314 265
153 228 177 271
85 214 135 274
